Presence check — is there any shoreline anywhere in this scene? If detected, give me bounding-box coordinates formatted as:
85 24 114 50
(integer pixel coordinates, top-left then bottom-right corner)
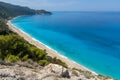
7 20 98 75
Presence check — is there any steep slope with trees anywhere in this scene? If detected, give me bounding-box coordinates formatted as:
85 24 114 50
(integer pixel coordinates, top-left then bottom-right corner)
0 1 51 19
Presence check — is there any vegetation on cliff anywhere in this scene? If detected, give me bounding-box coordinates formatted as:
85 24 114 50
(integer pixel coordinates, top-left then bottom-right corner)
0 1 52 19
0 33 67 67
0 21 67 67
0 21 12 35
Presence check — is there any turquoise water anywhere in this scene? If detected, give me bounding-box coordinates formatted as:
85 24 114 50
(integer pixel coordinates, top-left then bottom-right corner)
12 12 120 79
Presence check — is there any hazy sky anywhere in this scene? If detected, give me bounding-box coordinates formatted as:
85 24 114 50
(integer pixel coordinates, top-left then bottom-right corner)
0 0 120 11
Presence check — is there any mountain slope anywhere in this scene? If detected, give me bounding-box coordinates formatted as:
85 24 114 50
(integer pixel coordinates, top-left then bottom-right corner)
0 1 51 19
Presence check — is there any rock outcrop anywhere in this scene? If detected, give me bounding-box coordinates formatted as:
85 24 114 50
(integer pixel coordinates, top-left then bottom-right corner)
0 63 113 80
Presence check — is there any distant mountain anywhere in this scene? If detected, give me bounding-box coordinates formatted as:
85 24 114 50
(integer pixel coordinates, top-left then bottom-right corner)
0 1 52 19
35 10 52 15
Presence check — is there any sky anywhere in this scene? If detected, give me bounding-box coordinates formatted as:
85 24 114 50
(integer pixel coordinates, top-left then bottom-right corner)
0 0 120 11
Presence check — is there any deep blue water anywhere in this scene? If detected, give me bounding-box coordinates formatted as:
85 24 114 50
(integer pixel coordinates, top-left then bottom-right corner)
12 12 120 79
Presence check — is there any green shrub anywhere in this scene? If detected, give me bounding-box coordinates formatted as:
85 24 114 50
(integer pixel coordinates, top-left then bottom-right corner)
38 60 49 66
5 54 19 62
0 33 67 68
51 57 67 68
0 50 2 58
22 54 29 61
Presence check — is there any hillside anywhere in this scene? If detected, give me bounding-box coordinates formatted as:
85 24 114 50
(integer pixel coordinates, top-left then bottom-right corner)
0 1 52 19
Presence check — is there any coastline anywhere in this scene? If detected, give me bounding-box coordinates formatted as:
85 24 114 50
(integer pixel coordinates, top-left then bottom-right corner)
7 20 97 75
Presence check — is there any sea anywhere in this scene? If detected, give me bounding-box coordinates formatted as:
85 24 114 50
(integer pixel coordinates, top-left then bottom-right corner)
11 12 120 79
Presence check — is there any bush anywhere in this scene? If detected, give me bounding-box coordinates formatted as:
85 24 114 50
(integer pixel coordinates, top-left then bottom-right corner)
38 60 49 66
0 50 2 58
0 33 67 68
51 57 67 68
22 54 29 61
5 54 19 62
